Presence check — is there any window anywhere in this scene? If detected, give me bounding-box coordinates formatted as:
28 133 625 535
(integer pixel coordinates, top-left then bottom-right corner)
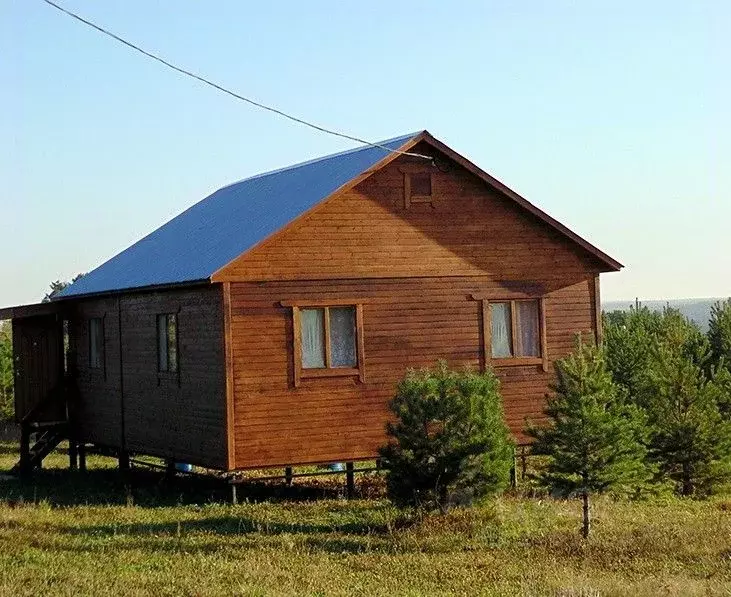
284 302 365 386
489 299 542 361
157 313 178 373
404 170 433 208
490 300 541 359
89 317 104 369
301 306 357 369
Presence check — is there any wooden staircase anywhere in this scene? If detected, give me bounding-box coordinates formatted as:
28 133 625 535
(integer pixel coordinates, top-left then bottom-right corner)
10 379 73 476
11 421 68 475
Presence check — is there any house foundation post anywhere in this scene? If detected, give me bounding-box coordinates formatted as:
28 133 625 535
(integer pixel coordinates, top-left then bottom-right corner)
19 424 31 477
68 441 78 471
346 462 355 498
78 443 87 472
118 450 130 472
285 467 293 487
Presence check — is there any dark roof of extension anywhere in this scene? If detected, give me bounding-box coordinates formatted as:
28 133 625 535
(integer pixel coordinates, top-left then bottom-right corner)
56 130 621 299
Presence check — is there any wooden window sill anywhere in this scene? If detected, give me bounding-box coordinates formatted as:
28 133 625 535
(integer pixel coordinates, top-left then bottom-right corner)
491 357 543 368
301 367 360 379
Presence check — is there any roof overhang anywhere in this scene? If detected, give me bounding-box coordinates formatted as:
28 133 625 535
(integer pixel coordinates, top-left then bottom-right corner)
0 302 64 321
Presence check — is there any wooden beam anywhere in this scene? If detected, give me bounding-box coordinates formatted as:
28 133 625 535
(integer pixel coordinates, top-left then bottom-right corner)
323 307 332 368
0 301 63 321
481 299 491 372
594 275 603 346
356 304 366 383
292 306 302 388
279 299 370 308
540 297 549 372
222 282 236 470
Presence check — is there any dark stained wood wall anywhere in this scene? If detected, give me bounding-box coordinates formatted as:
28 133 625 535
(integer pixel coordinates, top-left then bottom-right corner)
223 145 607 469
70 298 122 447
69 286 227 469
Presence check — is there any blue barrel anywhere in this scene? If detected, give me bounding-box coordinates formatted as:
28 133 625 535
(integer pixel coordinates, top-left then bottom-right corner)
175 462 193 473
328 462 345 472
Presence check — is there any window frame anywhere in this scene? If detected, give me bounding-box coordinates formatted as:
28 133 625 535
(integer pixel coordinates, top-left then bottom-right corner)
473 296 548 372
401 166 434 208
281 300 365 387
88 316 105 371
156 312 180 375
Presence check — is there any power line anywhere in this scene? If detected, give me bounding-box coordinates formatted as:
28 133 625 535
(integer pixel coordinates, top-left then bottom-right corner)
40 0 432 161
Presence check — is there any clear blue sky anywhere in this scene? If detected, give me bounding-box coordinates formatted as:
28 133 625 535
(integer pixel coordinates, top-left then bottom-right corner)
2 1 729 306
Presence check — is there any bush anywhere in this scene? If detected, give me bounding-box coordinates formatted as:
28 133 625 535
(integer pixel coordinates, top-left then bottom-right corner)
379 362 514 513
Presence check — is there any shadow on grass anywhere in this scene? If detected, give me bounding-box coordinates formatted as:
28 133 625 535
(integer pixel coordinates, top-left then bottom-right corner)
0 466 384 508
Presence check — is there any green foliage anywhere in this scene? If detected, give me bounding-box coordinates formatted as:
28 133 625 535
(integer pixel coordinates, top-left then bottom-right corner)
709 298 731 373
379 362 514 512
603 305 731 497
529 340 653 537
643 336 731 496
42 273 84 302
0 321 12 421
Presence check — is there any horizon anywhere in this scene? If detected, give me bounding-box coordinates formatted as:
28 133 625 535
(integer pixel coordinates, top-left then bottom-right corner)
2 1 729 306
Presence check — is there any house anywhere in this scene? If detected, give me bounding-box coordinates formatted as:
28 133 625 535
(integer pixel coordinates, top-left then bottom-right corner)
0 131 621 474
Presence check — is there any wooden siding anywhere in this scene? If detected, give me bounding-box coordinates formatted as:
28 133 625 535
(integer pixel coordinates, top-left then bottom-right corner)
69 286 227 469
216 143 607 285
229 277 596 469
223 147 606 469
70 298 122 447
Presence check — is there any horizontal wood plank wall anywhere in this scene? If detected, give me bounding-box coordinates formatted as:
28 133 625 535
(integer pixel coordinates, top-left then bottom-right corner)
230 277 595 469
69 286 227 469
216 143 606 285
70 298 122 448
120 286 227 469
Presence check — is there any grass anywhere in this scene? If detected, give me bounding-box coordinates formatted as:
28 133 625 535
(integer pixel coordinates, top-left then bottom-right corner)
0 440 729 596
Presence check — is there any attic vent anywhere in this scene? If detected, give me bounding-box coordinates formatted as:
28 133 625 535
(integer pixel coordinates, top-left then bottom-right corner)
403 170 433 208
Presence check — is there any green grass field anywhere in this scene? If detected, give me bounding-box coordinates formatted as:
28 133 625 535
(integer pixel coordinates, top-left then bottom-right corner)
0 440 729 597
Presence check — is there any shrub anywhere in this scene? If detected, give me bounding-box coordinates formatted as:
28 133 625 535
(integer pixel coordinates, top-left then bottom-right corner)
528 340 653 538
379 362 513 513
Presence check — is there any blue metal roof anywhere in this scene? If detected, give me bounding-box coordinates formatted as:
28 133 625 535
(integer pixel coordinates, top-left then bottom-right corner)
57 132 420 299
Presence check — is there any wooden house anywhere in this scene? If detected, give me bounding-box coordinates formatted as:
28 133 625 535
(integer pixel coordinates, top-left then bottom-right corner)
0 131 621 474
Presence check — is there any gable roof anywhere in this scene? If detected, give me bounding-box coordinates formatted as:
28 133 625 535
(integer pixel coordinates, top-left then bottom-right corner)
57 130 621 299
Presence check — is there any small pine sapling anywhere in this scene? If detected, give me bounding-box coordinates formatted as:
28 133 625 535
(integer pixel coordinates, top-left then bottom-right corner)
379 361 514 513
528 340 653 538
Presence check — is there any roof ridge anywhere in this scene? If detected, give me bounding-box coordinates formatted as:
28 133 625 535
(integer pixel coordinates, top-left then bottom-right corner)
216 131 422 192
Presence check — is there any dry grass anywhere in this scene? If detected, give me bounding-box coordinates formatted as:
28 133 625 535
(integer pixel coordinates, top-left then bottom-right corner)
0 441 729 596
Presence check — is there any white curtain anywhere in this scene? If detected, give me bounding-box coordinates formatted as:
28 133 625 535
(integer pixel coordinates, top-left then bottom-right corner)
490 303 513 358
329 307 356 367
301 308 325 368
517 301 540 357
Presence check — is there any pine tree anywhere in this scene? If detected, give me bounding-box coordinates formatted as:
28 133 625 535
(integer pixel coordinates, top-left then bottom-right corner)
644 340 731 496
379 362 514 513
709 299 731 373
528 340 653 538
